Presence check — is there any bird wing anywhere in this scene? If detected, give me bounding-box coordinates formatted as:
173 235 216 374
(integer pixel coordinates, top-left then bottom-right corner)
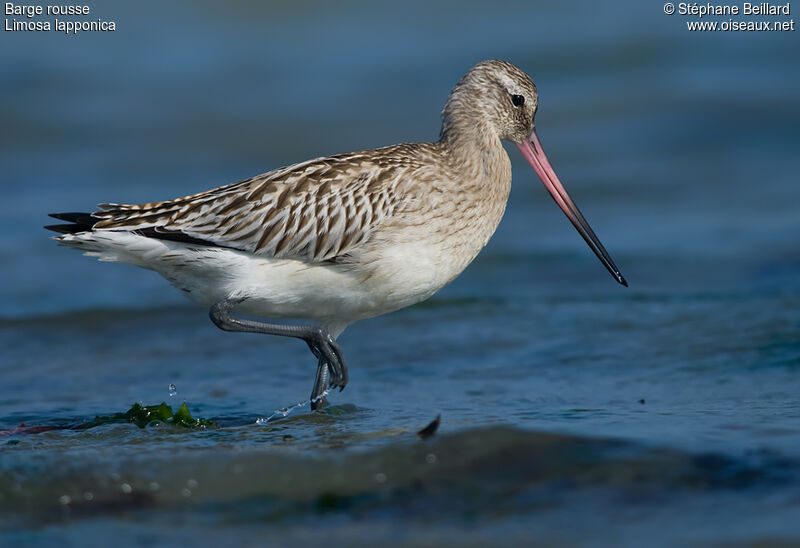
92 145 425 262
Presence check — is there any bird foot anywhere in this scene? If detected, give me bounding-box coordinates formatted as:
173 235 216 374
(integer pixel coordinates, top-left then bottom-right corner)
304 327 349 392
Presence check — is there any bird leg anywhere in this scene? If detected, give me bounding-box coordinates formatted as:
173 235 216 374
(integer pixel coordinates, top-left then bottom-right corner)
209 299 348 408
309 357 330 410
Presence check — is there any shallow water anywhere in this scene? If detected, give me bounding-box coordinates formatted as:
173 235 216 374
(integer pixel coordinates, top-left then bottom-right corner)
2 0 799 545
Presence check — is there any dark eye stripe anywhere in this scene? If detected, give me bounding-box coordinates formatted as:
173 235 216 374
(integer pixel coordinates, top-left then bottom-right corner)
511 94 525 107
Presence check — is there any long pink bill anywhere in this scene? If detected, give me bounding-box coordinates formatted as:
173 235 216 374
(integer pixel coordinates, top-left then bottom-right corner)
516 129 628 287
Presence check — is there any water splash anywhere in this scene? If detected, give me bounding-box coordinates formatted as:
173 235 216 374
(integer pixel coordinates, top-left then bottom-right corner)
168 383 177 397
255 388 331 424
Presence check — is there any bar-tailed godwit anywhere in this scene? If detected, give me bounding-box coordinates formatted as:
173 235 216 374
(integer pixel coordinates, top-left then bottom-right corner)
47 60 627 409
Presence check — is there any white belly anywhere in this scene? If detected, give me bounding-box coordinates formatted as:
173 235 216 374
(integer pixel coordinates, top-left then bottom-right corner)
58 221 494 336
59 231 446 330
208 237 457 326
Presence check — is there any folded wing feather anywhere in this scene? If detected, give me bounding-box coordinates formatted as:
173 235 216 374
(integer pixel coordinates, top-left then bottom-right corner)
92 149 415 263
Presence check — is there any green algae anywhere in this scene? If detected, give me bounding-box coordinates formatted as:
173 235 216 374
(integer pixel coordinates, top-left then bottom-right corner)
85 402 213 429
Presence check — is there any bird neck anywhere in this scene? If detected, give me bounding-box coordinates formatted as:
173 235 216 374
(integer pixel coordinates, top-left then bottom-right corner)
431 105 513 276
438 111 511 192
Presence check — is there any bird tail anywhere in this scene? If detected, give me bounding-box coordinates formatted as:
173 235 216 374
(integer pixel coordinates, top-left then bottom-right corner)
45 211 142 264
44 212 99 235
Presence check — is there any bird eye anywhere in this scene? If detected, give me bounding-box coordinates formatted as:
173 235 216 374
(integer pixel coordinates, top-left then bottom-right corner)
511 94 525 107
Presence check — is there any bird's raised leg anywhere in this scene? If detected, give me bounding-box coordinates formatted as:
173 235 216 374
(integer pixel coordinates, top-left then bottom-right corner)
209 299 348 408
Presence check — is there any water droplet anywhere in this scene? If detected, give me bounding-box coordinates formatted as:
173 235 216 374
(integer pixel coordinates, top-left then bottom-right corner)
149 482 160 491
256 388 332 423
425 453 437 464
187 478 198 489
375 472 387 483
168 383 177 397
83 492 94 501
181 488 192 498
120 483 132 494
59 495 71 505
